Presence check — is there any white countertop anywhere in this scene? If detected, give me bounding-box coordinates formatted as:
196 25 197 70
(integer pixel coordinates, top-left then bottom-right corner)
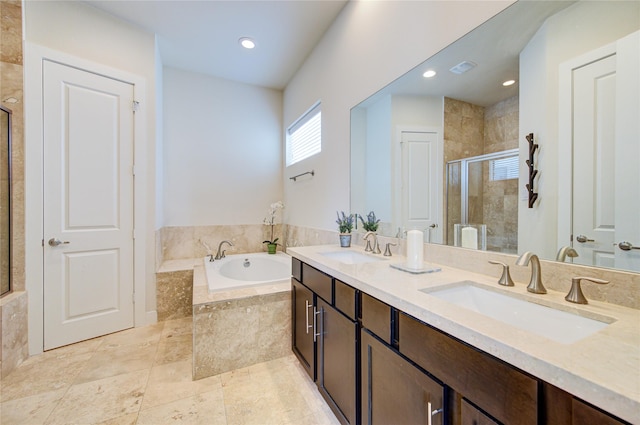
288 245 640 424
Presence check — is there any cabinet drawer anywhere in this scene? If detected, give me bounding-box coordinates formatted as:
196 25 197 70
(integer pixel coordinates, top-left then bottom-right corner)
572 399 627 425
334 279 357 320
302 263 332 303
361 293 393 344
292 257 302 282
399 313 538 425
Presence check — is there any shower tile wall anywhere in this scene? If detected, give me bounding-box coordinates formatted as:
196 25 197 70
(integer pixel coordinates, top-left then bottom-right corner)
443 96 519 252
443 97 484 244
483 96 519 253
1 0 28 378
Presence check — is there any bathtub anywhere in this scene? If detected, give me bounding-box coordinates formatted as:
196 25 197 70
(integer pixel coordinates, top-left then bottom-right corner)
204 252 291 293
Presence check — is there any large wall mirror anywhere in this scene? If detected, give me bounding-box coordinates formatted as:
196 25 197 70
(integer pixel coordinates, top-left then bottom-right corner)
351 1 640 273
1 105 11 296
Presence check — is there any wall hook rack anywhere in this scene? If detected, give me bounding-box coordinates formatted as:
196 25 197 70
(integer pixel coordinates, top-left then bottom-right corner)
525 133 538 208
289 170 315 182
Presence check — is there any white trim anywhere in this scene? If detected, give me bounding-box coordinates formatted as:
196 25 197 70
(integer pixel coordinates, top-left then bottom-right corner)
25 43 150 355
557 41 616 255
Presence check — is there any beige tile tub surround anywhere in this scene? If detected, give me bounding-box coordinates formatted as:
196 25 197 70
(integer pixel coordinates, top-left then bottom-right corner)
156 258 199 322
1 290 28 378
192 264 291 380
159 224 285 263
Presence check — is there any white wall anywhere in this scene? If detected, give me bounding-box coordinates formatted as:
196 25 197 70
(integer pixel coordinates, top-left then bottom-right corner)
518 1 640 259
163 67 283 226
283 0 514 232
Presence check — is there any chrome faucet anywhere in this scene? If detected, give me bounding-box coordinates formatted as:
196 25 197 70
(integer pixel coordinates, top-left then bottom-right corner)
214 240 234 260
556 246 579 262
516 251 547 294
363 231 381 254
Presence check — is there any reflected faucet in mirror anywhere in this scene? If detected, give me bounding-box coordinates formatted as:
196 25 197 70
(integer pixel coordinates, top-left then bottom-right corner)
556 246 578 263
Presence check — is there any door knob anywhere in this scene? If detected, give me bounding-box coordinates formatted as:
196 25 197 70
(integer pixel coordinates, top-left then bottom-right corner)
48 238 70 247
618 241 640 251
576 235 595 243
429 224 438 229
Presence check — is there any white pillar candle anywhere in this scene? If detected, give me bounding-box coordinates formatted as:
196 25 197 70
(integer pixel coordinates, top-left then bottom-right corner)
461 226 478 250
406 230 424 270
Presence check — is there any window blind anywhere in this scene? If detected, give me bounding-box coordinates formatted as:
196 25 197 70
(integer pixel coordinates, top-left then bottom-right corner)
287 103 321 166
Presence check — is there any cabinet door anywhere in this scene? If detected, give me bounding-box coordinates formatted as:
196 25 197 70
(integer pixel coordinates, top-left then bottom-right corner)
292 279 315 380
461 399 499 425
317 298 358 425
362 329 444 425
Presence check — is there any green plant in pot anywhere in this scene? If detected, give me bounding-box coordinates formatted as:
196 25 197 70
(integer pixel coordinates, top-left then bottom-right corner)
263 201 284 254
336 211 354 248
359 211 381 232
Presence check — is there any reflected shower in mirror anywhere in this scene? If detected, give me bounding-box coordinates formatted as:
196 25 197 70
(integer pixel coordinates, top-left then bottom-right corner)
0 106 11 296
350 1 640 273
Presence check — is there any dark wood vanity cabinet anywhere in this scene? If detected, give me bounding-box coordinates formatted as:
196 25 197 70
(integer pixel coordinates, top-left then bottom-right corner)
291 258 629 425
399 312 538 425
317 297 358 425
291 261 359 425
291 278 315 380
361 329 444 425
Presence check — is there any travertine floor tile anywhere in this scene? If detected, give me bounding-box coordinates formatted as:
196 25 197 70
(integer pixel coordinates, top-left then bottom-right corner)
154 339 192 366
0 353 93 402
1 321 339 425
74 343 158 384
44 369 148 425
136 391 227 425
0 388 66 425
141 360 222 410
160 317 193 343
99 323 164 350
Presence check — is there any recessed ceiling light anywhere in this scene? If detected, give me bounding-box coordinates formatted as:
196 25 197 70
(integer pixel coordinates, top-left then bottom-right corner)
502 79 516 87
239 37 256 49
422 70 437 78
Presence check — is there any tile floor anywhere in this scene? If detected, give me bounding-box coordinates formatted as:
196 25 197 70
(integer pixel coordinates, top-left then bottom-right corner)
0 317 340 425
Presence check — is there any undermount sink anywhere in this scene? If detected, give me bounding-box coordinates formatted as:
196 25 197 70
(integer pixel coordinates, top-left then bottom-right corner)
320 250 385 265
421 281 614 344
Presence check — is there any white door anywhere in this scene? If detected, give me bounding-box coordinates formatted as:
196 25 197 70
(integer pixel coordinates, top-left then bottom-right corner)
613 31 640 271
399 130 442 243
571 54 617 268
43 60 135 350
569 31 640 272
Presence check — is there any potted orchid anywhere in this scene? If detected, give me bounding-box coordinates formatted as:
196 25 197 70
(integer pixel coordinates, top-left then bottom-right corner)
263 201 285 254
336 211 354 248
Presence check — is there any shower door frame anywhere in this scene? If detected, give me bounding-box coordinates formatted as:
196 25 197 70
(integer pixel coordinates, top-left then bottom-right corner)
445 148 519 241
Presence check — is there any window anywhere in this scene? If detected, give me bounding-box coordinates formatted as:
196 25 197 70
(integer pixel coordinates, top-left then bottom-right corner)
489 155 519 181
286 102 321 166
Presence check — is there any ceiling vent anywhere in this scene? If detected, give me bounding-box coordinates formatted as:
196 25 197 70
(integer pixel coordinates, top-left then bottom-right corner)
449 61 477 75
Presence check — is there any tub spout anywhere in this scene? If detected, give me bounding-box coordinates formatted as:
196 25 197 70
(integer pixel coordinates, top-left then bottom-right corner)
215 240 234 260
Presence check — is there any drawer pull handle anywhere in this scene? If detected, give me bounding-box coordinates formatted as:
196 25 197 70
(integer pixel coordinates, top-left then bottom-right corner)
313 308 322 342
427 402 443 425
305 300 313 334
